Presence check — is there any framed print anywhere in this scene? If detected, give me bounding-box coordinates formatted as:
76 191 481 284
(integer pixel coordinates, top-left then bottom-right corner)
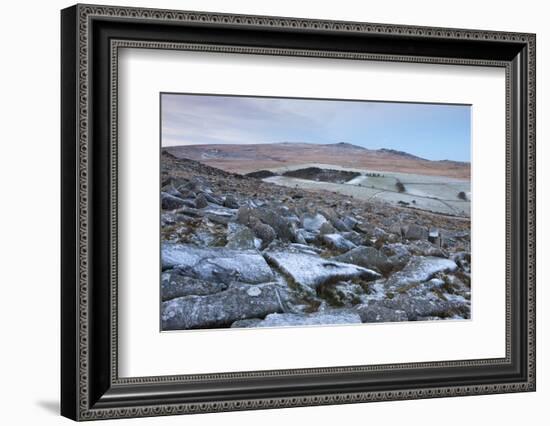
60 4 536 421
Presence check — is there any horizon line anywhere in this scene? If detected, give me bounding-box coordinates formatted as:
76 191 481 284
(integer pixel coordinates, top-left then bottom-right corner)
162 141 471 164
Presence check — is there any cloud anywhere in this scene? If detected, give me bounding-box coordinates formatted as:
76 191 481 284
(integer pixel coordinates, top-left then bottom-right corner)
160 93 471 161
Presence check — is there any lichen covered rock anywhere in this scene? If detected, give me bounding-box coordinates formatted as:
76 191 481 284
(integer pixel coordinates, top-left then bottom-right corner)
162 283 288 330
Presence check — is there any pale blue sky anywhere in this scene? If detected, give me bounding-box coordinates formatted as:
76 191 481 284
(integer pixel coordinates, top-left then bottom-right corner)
161 93 471 162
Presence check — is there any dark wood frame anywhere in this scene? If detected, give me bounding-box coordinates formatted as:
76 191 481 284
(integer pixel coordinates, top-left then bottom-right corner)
61 4 536 421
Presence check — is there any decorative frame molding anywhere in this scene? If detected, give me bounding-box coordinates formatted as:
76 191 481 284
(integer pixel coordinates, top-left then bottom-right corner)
61 4 536 421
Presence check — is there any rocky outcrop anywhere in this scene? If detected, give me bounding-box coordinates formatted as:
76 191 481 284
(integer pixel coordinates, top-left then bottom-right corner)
408 240 447 258
381 294 468 320
161 192 193 210
159 152 471 330
319 221 336 235
236 205 299 242
161 271 228 301
332 246 392 274
223 194 240 209
161 243 274 284
453 252 471 273
282 167 360 184
245 170 277 179
301 213 328 232
385 256 457 290
355 303 408 323
403 224 429 240
225 223 257 250
317 281 364 307
264 247 380 289
162 283 289 330
194 193 209 209
231 310 362 328
321 233 357 252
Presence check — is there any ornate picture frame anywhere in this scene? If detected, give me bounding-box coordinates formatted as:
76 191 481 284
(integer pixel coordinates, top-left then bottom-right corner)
61 4 535 421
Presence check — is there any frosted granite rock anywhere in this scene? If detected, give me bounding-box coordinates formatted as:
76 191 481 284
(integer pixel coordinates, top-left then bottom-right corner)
231 311 362 328
300 213 328 232
408 240 448 258
385 256 458 290
354 303 408 323
225 223 257 250
383 295 468 320
321 233 357 252
161 192 193 210
161 270 228 301
332 246 391 273
161 282 288 330
403 224 429 240
263 247 380 289
161 243 274 284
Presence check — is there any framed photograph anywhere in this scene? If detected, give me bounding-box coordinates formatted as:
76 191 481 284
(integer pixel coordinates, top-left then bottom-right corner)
61 4 536 421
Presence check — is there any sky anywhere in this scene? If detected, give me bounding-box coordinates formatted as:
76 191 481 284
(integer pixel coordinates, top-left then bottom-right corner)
161 93 471 162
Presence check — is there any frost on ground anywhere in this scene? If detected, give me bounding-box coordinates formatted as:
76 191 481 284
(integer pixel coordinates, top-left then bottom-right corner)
264 247 380 289
159 151 471 330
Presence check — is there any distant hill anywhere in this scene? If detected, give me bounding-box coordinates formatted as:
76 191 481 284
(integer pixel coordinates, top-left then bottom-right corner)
164 142 470 180
377 148 425 160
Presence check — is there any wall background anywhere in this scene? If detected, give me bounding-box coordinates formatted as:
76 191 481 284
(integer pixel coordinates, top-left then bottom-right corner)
0 0 546 424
